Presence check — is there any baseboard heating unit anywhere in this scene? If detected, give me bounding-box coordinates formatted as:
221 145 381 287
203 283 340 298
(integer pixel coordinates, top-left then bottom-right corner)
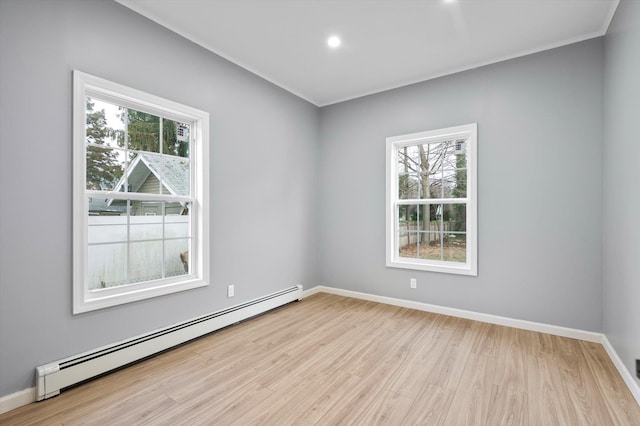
35 285 303 401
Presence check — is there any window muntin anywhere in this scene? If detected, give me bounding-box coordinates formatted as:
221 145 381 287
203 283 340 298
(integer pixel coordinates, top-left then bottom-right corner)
74 71 209 313
386 124 477 275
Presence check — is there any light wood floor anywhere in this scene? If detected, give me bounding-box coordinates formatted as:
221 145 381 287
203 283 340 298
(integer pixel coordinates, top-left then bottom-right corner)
2 293 639 425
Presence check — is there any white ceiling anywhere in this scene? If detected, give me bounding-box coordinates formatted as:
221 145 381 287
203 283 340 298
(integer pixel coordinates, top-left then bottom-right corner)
116 0 619 107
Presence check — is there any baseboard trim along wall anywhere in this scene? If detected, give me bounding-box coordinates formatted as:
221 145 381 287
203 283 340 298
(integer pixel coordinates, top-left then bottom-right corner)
302 285 640 406
0 388 35 416
602 335 640 405
302 286 602 341
3 284 638 414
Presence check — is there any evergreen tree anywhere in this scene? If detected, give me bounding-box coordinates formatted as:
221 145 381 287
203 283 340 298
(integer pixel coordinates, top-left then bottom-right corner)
86 100 123 190
121 109 188 158
452 151 467 232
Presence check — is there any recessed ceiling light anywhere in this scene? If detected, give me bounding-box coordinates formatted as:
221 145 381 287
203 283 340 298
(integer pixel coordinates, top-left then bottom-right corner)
444 0 457 3
327 36 341 48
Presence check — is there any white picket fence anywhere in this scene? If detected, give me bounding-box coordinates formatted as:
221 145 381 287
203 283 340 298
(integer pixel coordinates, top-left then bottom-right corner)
87 215 190 290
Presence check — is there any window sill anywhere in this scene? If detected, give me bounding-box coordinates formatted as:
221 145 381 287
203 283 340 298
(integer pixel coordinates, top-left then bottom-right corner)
386 259 477 276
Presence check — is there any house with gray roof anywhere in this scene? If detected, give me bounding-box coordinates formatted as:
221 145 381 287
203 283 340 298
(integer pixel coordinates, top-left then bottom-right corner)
90 153 190 216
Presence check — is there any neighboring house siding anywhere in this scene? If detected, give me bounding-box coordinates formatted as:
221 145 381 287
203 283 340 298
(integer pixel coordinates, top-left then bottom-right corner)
136 172 171 195
132 173 182 215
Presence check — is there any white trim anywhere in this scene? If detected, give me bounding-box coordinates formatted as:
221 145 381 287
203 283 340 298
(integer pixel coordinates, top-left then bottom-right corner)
602 0 621 35
396 198 470 206
602 335 640 406
0 387 35 415
91 191 192 204
301 286 324 299
305 286 601 342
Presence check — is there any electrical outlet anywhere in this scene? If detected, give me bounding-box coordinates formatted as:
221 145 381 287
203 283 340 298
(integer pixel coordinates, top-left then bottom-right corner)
636 359 639 379
410 278 417 289
227 285 234 298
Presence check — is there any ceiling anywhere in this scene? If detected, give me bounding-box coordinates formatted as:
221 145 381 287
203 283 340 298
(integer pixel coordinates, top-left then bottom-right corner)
115 0 619 107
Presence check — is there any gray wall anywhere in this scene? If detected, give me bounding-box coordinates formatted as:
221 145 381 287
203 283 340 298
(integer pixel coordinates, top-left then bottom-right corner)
318 39 604 332
2 0 634 402
0 0 318 397
603 0 640 386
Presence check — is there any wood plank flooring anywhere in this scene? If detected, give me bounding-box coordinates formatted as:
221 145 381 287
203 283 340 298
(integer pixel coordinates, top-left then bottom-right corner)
2 293 639 425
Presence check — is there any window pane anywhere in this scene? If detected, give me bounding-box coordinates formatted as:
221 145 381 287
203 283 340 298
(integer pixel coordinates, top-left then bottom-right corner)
398 230 468 264
397 204 410 223
411 172 431 199
443 233 466 263
86 146 126 191
163 119 190 158
397 145 420 173
398 232 420 259
166 238 191 277
421 141 447 172
399 173 419 199
446 204 466 232
123 153 190 196
427 204 443 227
127 109 160 153
165 201 190 218
420 140 464 200
398 204 429 230
126 152 162 194
397 145 421 200
419 141 460 200
419 232 442 260
129 241 163 283
452 140 467 169
160 156 190 196
165 203 191 238
87 207 127 244
86 97 124 150
130 203 163 241
443 204 466 262
441 140 461 170
425 173 443 199
88 243 128 290
441 168 466 198
417 204 429 229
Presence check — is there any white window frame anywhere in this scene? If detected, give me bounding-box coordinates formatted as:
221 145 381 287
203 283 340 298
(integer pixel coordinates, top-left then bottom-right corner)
386 123 477 276
73 71 210 313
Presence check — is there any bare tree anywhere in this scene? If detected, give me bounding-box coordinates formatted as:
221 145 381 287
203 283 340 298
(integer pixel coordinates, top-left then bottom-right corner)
397 140 464 246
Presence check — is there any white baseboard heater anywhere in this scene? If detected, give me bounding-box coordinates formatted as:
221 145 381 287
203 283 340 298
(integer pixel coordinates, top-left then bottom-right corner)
36 285 303 401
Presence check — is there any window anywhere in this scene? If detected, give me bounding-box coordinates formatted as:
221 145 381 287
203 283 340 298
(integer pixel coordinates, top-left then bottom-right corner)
73 71 210 313
386 124 477 275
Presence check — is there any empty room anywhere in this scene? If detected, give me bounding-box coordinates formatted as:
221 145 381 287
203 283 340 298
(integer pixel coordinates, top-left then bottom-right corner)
1 0 639 424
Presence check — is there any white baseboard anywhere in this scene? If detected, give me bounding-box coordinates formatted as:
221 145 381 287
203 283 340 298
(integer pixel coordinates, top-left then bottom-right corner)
301 285 324 299
304 285 602 342
602 335 640 405
0 387 35 415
